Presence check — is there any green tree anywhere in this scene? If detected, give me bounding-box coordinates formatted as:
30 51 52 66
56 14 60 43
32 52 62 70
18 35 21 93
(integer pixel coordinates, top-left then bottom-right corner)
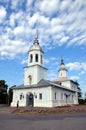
77 86 86 104
0 80 8 104
77 86 82 100
84 93 86 100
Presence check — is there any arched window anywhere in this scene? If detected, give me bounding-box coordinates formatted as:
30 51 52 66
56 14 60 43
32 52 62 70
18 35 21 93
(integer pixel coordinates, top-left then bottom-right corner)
35 54 38 62
30 54 33 63
28 75 32 85
20 93 24 100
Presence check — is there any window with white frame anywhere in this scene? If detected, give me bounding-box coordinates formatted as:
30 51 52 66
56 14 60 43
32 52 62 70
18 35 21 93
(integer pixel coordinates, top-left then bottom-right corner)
20 93 24 100
39 93 42 100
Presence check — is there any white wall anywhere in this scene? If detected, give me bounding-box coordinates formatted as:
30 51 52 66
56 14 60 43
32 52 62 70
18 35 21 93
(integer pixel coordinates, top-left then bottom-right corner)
33 86 52 107
61 80 71 89
11 86 52 107
11 85 78 107
11 89 27 107
51 87 78 107
24 65 47 86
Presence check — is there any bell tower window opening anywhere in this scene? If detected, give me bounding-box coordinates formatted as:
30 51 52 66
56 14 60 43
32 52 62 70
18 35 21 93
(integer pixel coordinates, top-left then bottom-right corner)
30 54 33 63
41 55 43 64
35 54 38 62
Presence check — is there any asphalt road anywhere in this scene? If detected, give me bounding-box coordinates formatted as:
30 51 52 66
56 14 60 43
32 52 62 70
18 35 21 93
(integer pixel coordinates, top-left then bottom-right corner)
0 113 86 130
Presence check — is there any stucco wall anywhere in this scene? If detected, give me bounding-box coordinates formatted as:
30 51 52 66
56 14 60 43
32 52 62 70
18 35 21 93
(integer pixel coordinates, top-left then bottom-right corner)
11 86 52 107
11 86 78 107
51 87 78 107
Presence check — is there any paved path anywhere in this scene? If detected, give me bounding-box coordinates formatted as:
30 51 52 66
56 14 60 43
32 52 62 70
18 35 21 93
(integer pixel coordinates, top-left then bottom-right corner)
0 108 86 130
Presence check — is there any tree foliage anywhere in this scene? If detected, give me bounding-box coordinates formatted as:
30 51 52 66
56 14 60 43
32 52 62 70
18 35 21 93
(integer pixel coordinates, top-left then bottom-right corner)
77 86 82 99
0 80 8 104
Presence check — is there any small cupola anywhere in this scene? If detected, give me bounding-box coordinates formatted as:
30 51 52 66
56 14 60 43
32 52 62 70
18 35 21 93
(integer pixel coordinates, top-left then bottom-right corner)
58 59 68 78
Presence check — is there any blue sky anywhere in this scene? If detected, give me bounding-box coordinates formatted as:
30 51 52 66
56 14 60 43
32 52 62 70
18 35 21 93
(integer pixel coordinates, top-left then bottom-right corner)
0 0 86 97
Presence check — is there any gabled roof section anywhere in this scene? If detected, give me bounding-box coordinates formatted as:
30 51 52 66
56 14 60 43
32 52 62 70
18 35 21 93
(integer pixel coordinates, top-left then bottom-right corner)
12 79 76 92
37 79 51 86
37 79 61 87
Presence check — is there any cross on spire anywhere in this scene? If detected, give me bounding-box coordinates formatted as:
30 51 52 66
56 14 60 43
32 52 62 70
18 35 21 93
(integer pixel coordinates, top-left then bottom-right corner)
35 29 38 40
33 29 39 45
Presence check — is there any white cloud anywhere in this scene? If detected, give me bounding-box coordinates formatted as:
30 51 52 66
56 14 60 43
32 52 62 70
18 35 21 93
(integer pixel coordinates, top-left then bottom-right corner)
21 59 28 64
26 0 34 10
10 0 25 10
66 62 86 71
0 0 86 59
35 0 59 16
60 0 72 11
9 13 16 27
13 26 24 36
0 6 7 23
0 34 28 59
47 70 57 80
44 58 49 64
70 76 80 81
60 36 69 43
44 57 58 64
79 71 85 75
9 10 25 27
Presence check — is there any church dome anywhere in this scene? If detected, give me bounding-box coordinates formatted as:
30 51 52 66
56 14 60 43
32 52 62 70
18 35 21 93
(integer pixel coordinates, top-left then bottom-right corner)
29 32 44 53
29 44 43 53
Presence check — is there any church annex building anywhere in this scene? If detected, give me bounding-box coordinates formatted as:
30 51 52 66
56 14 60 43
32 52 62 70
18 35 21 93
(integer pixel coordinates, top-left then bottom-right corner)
11 33 79 107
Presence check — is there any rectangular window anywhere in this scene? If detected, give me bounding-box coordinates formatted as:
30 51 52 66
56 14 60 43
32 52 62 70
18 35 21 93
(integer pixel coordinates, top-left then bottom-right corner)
61 93 63 100
72 95 74 101
39 93 42 100
55 92 56 100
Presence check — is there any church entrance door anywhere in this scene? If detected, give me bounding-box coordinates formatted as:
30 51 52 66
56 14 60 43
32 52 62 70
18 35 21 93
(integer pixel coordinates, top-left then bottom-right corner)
26 93 34 107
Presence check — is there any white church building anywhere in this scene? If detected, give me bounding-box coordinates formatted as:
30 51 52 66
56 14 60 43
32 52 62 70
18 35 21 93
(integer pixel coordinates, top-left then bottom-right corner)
11 33 79 107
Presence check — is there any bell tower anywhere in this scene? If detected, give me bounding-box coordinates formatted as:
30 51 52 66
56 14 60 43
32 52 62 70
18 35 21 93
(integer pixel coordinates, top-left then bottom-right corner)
28 31 44 67
58 59 68 78
24 31 47 86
